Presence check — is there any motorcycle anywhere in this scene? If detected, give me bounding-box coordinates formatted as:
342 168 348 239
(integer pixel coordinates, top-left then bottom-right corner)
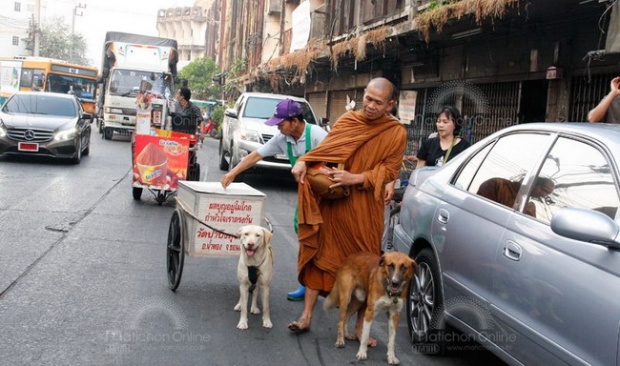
202 117 222 140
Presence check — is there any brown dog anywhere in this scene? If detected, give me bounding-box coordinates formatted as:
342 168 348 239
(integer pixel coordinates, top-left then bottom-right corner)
324 251 415 365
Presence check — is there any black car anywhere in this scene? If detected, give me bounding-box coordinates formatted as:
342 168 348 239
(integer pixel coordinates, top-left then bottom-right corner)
0 92 92 163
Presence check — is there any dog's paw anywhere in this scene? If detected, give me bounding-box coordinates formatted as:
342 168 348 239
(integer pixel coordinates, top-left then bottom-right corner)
262 319 272 328
355 349 368 360
335 338 345 348
387 354 400 365
237 320 248 330
250 306 260 315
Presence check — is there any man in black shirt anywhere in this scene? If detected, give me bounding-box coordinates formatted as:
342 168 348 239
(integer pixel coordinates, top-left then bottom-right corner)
172 87 204 134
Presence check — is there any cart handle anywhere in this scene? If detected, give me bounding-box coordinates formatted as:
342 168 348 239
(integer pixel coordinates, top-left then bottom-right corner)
175 198 273 238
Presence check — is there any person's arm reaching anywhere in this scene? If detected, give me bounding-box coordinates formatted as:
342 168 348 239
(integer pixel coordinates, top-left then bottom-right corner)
220 151 264 188
588 76 620 122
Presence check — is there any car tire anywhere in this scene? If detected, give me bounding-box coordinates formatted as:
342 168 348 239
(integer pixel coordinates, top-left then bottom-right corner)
83 136 90 156
407 248 453 355
132 187 142 201
71 139 82 164
188 162 200 181
103 127 113 140
97 118 103 134
218 138 229 171
227 143 245 182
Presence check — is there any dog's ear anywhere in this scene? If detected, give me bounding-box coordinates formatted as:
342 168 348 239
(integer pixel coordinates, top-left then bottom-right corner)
379 253 386 267
408 257 416 269
262 228 273 245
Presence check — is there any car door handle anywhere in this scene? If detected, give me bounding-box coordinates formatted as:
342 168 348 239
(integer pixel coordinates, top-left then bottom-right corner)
503 241 522 261
437 209 449 224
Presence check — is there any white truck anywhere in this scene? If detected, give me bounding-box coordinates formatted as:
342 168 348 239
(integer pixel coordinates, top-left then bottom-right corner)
98 32 179 140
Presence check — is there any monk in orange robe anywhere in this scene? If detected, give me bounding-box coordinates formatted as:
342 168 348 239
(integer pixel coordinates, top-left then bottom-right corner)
288 78 407 345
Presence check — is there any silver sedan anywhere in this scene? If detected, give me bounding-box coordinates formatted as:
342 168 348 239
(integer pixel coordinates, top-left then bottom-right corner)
394 122 620 365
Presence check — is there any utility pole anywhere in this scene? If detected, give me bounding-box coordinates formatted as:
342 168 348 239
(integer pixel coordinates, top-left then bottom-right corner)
33 0 41 56
71 3 86 63
72 3 86 34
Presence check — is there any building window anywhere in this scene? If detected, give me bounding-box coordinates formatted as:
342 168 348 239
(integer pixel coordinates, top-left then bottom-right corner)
14 2 21 12
12 36 19 46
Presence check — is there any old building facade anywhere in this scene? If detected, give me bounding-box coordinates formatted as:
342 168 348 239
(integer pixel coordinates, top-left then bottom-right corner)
203 0 620 154
157 2 210 70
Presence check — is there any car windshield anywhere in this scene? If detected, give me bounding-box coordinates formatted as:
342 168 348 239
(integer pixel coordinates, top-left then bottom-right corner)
244 97 281 119
109 69 171 98
243 97 317 124
3 94 77 117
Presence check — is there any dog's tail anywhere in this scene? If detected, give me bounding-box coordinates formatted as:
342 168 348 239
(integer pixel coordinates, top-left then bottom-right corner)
323 281 339 311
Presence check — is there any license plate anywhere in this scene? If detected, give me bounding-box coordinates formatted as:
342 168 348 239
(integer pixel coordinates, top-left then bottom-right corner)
18 142 39 152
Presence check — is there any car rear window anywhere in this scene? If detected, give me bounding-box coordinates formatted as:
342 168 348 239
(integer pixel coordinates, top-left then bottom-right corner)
3 94 77 117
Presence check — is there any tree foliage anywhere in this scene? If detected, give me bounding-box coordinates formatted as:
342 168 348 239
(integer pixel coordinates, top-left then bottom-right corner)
178 57 221 101
25 17 91 66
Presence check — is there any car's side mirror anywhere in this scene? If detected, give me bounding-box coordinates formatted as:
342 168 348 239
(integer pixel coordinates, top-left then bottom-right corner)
109 80 118 93
319 117 331 132
81 112 93 121
551 207 620 248
224 108 238 118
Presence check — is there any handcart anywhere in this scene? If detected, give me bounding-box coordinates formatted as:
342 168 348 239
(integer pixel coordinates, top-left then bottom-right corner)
131 113 202 204
166 181 269 291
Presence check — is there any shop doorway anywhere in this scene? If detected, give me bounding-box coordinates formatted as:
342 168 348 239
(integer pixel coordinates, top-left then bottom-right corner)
519 79 548 123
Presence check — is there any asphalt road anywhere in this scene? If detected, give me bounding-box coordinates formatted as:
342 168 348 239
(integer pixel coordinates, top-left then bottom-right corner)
0 129 505 366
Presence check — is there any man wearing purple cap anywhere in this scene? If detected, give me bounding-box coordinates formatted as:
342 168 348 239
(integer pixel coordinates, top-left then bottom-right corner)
221 98 328 301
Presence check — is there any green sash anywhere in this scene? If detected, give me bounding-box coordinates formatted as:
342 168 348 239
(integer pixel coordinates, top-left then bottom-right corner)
287 122 312 166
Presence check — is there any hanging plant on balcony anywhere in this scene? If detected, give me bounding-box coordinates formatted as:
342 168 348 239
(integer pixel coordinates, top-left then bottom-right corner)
416 0 520 42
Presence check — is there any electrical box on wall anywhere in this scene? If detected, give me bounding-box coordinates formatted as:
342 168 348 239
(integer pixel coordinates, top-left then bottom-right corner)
546 66 563 80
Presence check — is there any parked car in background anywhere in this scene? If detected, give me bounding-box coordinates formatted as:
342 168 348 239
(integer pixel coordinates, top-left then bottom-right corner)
219 92 325 176
393 122 620 365
0 92 92 164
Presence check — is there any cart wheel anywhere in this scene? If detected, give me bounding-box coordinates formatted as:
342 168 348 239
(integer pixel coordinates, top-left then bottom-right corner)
189 163 200 181
156 191 167 205
132 187 143 201
167 209 185 291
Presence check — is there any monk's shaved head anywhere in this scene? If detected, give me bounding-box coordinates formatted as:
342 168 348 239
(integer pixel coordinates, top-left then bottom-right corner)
367 77 395 102
362 77 396 121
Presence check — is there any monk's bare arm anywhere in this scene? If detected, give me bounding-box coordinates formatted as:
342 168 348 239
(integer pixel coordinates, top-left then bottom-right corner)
328 170 364 188
291 161 308 183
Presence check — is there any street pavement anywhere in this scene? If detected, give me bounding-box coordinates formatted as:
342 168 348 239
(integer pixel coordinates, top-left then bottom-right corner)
0 129 504 365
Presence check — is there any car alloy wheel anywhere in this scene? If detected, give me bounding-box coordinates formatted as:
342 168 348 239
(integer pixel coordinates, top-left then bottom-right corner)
409 258 435 339
407 247 450 354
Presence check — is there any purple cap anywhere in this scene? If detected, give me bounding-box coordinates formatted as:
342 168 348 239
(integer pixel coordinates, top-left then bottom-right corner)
265 99 303 126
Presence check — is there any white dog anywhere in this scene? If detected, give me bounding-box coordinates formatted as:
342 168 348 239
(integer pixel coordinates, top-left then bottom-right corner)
234 225 274 330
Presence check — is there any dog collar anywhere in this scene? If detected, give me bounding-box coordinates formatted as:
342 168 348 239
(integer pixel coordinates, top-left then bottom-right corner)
388 291 402 303
246 244 273 293
248 266 260 292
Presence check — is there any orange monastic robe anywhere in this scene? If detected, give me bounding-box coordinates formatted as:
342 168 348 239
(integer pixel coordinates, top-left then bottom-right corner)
296 110 407 293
